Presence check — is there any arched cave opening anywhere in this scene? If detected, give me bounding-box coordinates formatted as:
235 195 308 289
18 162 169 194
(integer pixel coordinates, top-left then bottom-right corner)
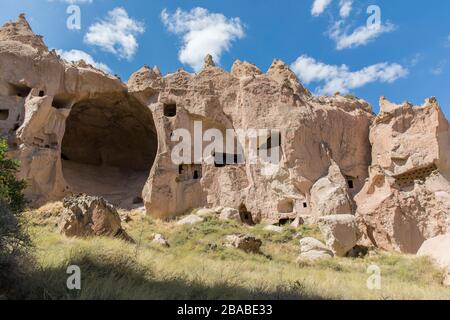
61 95 158 209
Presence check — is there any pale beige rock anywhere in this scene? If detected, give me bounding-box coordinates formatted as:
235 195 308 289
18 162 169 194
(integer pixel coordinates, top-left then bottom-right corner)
355 98 450 254
318 215 360 257
264 225 284 233
310 160 353 216
298 237 334 260
176 214 204 226
224 234 262 254
219 207 240 222
152 233 170 247
417 234 450 286
196 208 215 217
59 195 132 241
231 60 262 78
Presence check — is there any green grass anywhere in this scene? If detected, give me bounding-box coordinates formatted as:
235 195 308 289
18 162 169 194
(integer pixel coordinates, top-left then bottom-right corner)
17 203 450 300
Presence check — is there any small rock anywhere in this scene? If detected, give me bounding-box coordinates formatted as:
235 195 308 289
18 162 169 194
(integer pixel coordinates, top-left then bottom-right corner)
291 216 304 228
59 195 133 242
213 206 224 214
318 214 360 257
264 225 284 233
196 208 215 217
224 234 262 254
298 237 334 261
293 232 303 239
176 214 204 226
219 207 240 222
152 234 170 247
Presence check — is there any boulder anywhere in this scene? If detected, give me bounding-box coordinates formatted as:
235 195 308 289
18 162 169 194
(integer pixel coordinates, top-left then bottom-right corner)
59 195 132 242
310 160 353 217
219 207 241 222
224 234 262 254
298 237 334 261
152 233 170 247
196 208 215 217
176 214 204 226
318 215 360 257
264 225 284 233
417 234 450 286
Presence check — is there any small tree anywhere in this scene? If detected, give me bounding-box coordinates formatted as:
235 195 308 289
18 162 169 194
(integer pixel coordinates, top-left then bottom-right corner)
0 139 29 297
0 139 26 213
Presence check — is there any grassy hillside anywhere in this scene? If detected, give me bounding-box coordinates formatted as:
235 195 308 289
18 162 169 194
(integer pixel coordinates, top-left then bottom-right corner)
17 202 450 300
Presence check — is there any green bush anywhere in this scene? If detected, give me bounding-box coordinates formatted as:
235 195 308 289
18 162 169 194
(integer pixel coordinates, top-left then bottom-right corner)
0 139 26 213
0 139 30 298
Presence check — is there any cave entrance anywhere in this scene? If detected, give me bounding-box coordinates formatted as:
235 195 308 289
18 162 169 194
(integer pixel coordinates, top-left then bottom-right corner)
61 95 158 209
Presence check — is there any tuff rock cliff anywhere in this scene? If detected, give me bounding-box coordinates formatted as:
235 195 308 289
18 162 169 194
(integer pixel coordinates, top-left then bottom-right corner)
1 15 449 254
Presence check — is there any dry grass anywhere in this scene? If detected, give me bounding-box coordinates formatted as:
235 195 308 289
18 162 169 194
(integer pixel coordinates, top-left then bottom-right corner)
19 204 450 300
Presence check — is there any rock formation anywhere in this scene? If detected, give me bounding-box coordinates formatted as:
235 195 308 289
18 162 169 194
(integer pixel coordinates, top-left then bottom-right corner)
417 234 450 286
298 237 334 261
59 195 132 241
355 98 450 253
1 15 450 255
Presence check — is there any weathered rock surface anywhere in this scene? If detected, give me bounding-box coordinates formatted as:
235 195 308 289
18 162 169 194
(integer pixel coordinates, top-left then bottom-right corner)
318 215 360 257
59 195 132 241
219 207 241 222
176 214 204 226
224 234 262 254
3 15 450 255
152 233 170 247
264 225 284 233
310 160 353 217
355 98 450 254
298 237 334 260
417 234 450 286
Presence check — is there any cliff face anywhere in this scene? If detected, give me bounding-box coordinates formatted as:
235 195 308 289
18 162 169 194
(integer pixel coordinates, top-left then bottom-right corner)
128 55 373 222
355 98 450 253
1 15 449 254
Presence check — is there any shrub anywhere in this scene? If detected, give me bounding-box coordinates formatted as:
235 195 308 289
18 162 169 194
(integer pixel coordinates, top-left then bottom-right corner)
0 139 26 213
0 139 30 298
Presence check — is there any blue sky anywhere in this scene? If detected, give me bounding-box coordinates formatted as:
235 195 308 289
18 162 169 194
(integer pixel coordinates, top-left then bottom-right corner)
1 0 449 115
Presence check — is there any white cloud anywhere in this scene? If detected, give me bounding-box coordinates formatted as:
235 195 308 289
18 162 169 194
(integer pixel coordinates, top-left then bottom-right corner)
291 55 408 95
161 7 245 71
57 49 111 73
431 60 447 76
339 0 353 18
329 21 396 50
311 0 333 17
84 7 144 60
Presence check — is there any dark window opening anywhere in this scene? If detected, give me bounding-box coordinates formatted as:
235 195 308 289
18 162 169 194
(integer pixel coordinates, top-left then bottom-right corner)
347 180 354 189
239 204 255 226
303 202 308 208
52 94 75 109
39 90 45 97
259 132 281 151
214 152 244 167
178 164 202 182
164 103 177 117
0 109 9 121
8 83 32 98
133 197 143 204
